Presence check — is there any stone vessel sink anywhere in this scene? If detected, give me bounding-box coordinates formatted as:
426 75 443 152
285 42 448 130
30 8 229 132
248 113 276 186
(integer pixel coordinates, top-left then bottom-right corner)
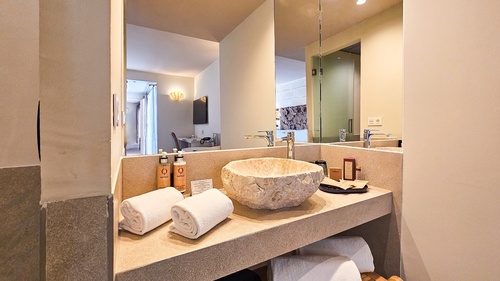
221 157 324 210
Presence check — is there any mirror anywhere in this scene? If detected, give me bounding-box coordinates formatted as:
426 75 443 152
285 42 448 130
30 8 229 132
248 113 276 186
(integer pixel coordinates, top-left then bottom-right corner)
126 0 274 154
275 0 403 145
125 0 403 155
309 0 403 144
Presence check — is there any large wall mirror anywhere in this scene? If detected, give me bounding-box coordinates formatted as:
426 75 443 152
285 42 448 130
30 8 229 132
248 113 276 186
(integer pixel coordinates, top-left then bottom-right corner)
124 0 403 155
276 0 402 144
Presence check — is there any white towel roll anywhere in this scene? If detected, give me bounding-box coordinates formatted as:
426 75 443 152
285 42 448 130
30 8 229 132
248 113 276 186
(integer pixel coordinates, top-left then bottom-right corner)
119 187 184 235
269 255 361 281
169 188 233 239
298 236 375 273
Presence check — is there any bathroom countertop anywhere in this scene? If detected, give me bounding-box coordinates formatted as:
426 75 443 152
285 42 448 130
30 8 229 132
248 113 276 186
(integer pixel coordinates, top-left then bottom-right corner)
115 186 392 281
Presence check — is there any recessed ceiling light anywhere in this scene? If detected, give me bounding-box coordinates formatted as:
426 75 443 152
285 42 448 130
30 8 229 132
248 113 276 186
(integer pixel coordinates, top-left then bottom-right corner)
357 0 366 5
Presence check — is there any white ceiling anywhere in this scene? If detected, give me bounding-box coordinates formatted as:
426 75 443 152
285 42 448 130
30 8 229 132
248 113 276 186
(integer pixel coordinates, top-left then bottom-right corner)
126 0 402 84
126 79 155 103
127 24 219 78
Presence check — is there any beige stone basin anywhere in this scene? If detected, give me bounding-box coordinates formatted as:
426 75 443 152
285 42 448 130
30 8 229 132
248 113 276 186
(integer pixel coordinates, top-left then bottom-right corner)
221 157 324 210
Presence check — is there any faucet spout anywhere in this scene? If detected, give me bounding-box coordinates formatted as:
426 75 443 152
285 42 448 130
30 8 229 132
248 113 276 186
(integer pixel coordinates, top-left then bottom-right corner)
363 129 391 148
276 131 295 159
244 130 274 147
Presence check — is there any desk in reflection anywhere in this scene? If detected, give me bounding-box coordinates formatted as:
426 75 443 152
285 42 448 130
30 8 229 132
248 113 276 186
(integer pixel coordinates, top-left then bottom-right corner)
178 137 219 152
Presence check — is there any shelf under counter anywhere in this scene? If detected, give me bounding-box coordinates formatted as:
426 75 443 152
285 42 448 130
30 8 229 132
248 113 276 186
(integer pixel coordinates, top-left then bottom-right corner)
115 186 392 281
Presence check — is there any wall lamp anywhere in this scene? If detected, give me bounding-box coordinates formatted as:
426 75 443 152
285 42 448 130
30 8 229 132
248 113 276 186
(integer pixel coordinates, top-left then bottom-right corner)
356 0 366 5
169 91 184 101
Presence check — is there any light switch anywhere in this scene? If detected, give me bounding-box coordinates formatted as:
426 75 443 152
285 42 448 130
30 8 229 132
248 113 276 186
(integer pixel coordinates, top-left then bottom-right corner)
368 116 382 126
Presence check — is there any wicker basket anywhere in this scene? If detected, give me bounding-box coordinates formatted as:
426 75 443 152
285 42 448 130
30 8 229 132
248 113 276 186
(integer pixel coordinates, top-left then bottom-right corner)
361 272 404 281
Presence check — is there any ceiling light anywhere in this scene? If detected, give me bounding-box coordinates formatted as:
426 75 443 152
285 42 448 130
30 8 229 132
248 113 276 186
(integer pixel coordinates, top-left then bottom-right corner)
357 0 366 5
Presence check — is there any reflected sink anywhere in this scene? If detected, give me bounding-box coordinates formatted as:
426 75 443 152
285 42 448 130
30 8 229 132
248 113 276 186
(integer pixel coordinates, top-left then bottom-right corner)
221 157 324 210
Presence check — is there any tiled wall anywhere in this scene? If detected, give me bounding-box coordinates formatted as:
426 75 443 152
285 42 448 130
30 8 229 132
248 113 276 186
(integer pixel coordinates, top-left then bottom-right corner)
44 196 112 280
0 165 113 280
0 166 41 280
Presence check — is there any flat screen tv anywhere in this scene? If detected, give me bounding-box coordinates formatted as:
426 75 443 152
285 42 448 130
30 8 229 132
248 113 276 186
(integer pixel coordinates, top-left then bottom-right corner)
193 96 208 124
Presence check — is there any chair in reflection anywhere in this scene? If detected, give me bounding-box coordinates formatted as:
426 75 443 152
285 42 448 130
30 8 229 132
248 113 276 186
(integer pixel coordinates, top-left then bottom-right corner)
171 132 181 151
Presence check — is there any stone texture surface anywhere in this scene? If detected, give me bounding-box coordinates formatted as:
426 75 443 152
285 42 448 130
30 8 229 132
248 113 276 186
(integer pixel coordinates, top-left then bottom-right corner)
221 158 324 209
121 144 321 199
45 195 111 280
279 104 307 130
322 144 403 277
0 166 41 281
118 144 402 278
115 187 392 281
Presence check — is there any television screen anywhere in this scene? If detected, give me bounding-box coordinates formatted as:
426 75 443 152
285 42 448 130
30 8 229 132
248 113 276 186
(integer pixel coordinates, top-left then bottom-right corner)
193 96 208 124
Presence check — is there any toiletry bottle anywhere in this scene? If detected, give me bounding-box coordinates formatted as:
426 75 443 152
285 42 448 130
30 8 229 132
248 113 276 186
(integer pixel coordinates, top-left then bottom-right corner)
157 151 171 189
356 165 364 180
314 160 328 177
173 152 187 193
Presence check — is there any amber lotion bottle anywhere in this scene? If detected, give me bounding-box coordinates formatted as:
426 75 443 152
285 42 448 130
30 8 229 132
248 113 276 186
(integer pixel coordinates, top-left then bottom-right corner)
157 151 171 188
173 152 187 193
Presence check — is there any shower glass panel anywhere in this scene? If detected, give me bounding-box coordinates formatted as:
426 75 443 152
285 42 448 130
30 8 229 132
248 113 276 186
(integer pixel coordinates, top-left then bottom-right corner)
313 50 357 142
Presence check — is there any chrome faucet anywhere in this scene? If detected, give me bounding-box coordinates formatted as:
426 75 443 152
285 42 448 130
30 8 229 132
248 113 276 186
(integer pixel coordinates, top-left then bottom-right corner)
244 130 274 147
277 131 295 159
363 129 391 148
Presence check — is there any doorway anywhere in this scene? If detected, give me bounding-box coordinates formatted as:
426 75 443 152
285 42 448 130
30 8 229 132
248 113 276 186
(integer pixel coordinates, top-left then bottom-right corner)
125 79 158 155
312 43 361 143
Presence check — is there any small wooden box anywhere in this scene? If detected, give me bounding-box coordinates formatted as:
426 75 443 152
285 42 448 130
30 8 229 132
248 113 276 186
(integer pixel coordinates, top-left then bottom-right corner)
343 158 356 180
329 167 342 181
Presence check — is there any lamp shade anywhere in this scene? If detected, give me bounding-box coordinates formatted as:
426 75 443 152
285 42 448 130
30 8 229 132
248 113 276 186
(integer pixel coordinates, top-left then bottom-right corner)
169 91 184 101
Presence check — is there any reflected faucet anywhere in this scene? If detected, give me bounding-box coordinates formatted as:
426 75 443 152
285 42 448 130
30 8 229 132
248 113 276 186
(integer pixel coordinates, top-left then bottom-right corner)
363 129 391 148
276 131 295 159
244 130 274 147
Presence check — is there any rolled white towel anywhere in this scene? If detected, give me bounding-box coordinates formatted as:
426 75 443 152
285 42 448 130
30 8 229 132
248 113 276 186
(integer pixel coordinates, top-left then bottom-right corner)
169 188 233 239
269 255 361 281
298 236 374 273
119 187 184 235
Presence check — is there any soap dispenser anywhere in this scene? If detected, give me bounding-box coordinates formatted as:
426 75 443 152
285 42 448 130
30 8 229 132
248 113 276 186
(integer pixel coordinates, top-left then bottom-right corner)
156 151 171 189
173 151 187 193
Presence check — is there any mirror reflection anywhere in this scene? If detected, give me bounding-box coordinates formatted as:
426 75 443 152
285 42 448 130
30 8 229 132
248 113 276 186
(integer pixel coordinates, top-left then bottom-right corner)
306 0 403 145
125 0 403 155
311 45 361 143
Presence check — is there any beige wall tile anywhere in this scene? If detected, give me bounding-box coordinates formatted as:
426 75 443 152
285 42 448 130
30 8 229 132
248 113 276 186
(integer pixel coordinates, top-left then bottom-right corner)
0 166 41 280
45 195 111 280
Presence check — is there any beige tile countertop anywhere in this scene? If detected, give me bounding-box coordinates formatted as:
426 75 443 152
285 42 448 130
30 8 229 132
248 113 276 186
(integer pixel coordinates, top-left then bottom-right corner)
115 186 392 281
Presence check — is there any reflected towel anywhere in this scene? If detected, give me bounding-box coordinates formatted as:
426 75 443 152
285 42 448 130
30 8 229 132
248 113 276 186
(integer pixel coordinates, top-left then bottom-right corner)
169 189 233 239
119 187 184 235
269 255 361 281
299 236 374 273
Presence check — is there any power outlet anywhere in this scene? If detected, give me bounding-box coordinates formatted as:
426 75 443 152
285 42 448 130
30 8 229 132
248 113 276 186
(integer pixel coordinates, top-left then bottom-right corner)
368 116 383 126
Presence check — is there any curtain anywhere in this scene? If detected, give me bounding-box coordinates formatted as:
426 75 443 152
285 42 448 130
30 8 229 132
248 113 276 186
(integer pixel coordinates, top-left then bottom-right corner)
145 84 158 154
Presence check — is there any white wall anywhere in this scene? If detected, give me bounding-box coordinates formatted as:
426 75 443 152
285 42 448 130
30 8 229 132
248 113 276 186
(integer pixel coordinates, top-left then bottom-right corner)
402 0 500 280
110 0 126 191
306 3 403 140
125 103 138 146
194 59 221 139
127 70 194 153
40 0 121 202
220 0 275 149
276 77 306 109
0 1 39 168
